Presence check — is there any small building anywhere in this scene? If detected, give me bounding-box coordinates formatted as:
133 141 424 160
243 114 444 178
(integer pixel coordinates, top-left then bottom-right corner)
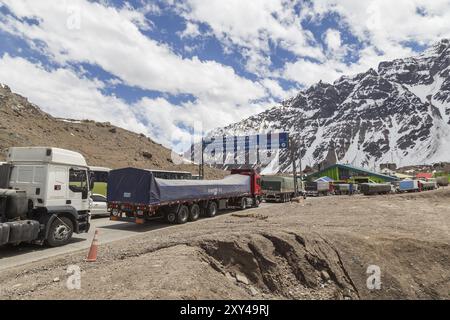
307 164 398 183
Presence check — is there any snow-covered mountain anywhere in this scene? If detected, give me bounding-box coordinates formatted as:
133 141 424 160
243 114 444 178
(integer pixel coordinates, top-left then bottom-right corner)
207 39 450 172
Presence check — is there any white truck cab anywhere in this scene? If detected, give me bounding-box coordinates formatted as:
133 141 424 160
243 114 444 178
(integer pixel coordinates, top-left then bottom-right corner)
7 147 91 212
0 147 91 247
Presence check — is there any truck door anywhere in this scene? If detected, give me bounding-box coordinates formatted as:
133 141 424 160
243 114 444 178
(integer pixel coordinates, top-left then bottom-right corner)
69 168 89 211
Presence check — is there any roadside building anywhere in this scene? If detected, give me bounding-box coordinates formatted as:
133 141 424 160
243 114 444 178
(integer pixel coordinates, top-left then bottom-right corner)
307 163 398 183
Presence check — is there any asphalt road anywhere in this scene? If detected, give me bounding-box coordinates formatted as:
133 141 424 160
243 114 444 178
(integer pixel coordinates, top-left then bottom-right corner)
0 203 274 271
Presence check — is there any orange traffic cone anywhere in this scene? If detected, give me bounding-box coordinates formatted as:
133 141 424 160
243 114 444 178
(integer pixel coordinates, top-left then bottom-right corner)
86 229 99 262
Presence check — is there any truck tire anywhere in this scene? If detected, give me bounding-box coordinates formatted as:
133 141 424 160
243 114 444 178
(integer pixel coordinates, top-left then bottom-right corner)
46 217 73 247
240 197 247 210
206 202 218 218
177 205 189 224
253 197 261 208
165 210 177 224
189 204 200 222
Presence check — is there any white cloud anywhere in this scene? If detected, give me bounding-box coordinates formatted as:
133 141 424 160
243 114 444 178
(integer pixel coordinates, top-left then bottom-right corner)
0 0 283 149
280 0 450 88
179 21 202 38
179 0 325 75
282 59 346 87
2 0 449 152
0 54 148 134
0 0 265 103
311 0 450 52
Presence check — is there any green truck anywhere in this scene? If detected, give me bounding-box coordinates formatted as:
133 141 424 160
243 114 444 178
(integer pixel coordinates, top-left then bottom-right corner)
261 175 299 203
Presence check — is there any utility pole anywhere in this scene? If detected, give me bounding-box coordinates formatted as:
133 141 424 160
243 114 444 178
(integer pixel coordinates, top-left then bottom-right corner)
290 137 299 197
298 139 303 190
198 138 205 180
201 138 205 180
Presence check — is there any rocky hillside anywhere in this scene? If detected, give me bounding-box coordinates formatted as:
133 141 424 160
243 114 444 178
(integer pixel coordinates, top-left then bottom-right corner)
208 39 450 172
0 84 224 178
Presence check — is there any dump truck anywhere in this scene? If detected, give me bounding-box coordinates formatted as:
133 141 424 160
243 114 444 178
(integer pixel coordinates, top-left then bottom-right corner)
0 147 91 247
261 175 297 202
360 183 392 195
107 168 262 224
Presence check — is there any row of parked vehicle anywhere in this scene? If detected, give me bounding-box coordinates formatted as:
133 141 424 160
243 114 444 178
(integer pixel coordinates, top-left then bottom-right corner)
1 146 447 248
260 175 448 201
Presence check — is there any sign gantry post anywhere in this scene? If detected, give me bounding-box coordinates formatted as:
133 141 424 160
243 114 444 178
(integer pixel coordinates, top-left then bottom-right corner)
290 137 299 197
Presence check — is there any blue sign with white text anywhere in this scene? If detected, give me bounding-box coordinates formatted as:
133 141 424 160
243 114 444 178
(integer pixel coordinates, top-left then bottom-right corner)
204 132 289 152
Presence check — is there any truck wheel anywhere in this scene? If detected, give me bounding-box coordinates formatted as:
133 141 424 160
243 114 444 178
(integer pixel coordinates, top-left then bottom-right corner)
189 204 200 222
46 217 73 247
240 197 247 210
165 210 177 224
253 197 261 208
206 202 218 218
177 205 189 224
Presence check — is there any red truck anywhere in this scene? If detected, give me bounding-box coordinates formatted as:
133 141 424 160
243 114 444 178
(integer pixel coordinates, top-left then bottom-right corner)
107 168 262 225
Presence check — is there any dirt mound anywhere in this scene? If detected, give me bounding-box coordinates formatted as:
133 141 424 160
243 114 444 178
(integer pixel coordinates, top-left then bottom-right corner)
1 230 448 300
198 232 358 299
0 190 449 300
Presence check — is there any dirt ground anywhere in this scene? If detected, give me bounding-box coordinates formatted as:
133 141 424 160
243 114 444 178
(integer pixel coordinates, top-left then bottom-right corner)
0 188 449 300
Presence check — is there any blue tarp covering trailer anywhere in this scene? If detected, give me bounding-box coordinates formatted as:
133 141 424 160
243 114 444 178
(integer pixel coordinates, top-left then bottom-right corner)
107 167 252 205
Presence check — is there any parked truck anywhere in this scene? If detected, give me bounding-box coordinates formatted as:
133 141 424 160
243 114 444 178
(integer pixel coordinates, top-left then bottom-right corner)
333 183 354 195
0 147 91 247
436 176 449 187
360 183 392 195
261 175 297 202
397 180 420 193
107 168 262 225
304 181 330 197
418 180 437 191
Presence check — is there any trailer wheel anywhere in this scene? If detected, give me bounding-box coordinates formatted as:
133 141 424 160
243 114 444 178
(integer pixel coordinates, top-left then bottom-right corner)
46 217 73 247
206 202 218 218
165 210 177 224
189 204 200 222
177 205 189 224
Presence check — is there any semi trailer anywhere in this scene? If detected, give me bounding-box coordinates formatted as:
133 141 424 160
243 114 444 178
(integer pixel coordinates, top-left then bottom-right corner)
304 181 330 197
436 176 449 187
333 183 354 195
360 183 392 195
107 168 262 225
0 147 91 247
418 180 437 191
261 176 297 202
397 180 420 193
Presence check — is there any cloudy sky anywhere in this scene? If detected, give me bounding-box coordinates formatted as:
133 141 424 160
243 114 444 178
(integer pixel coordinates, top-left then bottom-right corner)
1 0 450 151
